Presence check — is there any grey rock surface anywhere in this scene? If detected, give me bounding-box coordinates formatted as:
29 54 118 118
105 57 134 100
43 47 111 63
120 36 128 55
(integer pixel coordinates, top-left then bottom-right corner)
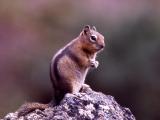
2 88 135 120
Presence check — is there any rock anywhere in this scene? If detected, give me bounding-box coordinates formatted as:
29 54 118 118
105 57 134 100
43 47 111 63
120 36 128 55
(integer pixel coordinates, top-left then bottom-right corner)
2 88 135 120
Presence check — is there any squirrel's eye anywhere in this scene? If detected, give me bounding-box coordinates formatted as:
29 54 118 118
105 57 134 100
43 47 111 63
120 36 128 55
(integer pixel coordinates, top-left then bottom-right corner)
90 35 97 42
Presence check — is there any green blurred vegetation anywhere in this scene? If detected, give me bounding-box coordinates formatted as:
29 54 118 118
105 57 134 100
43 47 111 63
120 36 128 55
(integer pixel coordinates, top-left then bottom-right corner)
0 1 160 120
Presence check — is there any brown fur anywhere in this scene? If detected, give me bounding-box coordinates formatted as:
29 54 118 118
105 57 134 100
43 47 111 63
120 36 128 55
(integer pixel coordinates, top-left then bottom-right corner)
17 102 48 117
50 25 105 104
17 25 105 117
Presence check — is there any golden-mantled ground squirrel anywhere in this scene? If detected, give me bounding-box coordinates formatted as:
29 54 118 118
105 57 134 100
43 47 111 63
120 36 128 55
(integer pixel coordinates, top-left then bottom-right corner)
18 25 105 116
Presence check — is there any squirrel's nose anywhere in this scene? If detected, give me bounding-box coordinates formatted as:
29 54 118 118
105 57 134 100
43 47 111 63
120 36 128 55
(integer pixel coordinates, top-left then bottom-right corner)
99 44 105 49
97 44 104 50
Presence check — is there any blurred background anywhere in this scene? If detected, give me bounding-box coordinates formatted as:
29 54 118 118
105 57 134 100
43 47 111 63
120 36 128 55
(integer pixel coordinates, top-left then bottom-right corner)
0 0 159 119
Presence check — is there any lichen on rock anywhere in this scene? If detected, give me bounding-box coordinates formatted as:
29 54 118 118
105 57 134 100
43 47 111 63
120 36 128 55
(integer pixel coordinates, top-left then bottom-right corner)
2 88 135 120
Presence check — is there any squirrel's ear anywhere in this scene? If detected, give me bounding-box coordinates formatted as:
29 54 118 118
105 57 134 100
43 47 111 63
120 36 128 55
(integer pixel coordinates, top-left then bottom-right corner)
92 26 97 31
83 25 91 35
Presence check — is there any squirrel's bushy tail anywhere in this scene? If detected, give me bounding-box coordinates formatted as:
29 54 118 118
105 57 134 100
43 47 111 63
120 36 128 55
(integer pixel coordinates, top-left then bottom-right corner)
17 102 48 117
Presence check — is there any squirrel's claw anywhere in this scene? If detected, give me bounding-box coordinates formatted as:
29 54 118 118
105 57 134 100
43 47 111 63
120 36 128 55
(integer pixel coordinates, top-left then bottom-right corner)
90 59 99 68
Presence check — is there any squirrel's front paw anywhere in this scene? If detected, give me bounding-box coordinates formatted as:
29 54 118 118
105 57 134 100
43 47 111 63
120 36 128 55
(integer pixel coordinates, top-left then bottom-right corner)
90 59 99 68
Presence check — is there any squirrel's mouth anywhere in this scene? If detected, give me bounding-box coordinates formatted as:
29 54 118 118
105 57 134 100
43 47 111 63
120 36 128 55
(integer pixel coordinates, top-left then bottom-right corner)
96 44 105 51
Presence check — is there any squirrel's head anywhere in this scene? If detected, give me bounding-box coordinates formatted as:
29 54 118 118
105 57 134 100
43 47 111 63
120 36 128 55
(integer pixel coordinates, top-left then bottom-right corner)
80 25 105 54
